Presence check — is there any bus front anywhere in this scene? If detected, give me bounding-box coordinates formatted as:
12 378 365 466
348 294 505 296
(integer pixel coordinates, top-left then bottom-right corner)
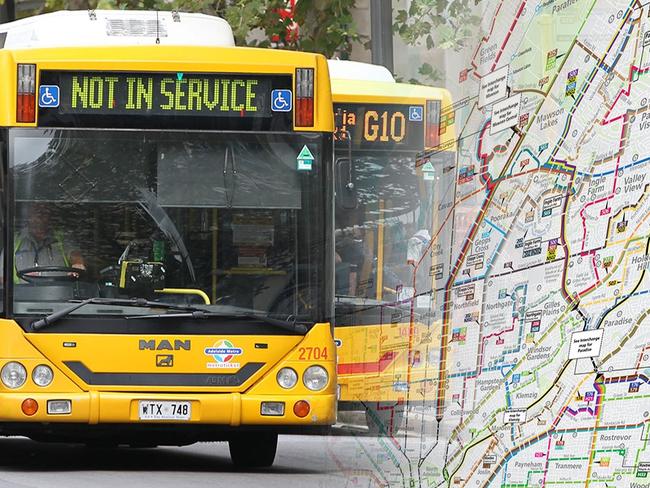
0 45 335 467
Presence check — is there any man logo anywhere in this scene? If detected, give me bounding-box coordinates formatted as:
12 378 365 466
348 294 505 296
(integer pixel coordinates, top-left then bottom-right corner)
156 355 174 367
139 339 191 351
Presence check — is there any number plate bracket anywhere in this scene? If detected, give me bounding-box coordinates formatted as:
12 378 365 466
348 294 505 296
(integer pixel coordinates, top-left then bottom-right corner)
138 400 191 421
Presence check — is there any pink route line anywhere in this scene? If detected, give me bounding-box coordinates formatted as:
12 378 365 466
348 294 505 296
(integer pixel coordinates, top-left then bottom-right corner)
601 65 650 126
574 61 644 294
458 314 519 425
469 1 528 77
476 121 497 189
540 435 554 487
578 105 626 253
470 0 505 76
490 1 528 72
476 315 519 376
577 131 621 296
591 255 601 283
581 184 650 298
574 63 650 295
539 381 604 487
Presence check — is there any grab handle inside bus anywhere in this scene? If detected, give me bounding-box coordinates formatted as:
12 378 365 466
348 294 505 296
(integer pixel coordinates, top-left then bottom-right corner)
335 129 356 208
335 157 357 209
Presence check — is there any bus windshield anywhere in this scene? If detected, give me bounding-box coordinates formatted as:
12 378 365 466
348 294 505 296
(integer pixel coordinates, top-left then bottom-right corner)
335 150 432 301
8 129 330 324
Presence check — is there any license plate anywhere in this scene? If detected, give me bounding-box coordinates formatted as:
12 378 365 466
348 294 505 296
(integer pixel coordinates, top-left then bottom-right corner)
138 401 191 421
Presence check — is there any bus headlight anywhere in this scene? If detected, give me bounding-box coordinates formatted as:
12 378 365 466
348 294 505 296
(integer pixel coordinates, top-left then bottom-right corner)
277 368 298 389
1 362 27 389
303 366 328 391
32 365 54 387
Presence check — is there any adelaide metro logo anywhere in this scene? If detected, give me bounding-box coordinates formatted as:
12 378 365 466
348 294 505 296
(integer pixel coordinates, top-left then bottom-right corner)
204 340 242 369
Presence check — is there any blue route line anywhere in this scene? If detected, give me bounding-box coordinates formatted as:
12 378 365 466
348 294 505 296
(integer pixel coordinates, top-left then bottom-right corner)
505 148 542 178
599 17 634 74
448 284 527 385
547 7 634 165
485 218 507 237
577 155 650 178
455 233 504 287
448 363 515 379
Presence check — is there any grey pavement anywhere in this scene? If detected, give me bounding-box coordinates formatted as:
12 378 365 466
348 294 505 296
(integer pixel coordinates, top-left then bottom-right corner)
0 433 378 488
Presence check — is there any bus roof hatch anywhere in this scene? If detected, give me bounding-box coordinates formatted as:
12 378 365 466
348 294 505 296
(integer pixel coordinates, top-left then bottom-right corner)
327 60 395 83
0 10 235 49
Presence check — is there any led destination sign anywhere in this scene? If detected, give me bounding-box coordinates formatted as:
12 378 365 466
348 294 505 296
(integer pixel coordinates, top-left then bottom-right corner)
37 71 292 130
334 103 424 151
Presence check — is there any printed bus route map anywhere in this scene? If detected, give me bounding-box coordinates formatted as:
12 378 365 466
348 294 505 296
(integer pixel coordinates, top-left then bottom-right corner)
330 0 650 487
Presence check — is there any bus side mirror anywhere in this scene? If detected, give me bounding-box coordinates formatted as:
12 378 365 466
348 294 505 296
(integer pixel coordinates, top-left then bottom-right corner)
336 158 357 210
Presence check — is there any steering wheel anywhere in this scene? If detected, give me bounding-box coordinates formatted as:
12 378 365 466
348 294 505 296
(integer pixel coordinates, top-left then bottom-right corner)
17 266 87 284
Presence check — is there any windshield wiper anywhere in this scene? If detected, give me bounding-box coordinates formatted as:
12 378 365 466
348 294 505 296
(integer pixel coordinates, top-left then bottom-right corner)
30 297 208 331
127 310 308 334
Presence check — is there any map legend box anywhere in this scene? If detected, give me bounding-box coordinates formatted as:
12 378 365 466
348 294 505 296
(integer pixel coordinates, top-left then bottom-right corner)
490 94 521 135
479 65 509 108
503 409 527 423
568 329 604 359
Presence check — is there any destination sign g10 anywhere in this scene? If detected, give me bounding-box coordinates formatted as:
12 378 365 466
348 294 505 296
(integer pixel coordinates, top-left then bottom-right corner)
37 71 293 130
334 103 424 151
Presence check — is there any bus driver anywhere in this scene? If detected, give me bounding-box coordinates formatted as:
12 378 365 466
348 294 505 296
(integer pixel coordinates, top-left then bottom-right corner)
11 203 86 282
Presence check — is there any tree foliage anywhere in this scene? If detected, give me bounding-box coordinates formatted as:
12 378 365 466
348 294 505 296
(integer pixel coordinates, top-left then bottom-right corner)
394 0 481 82
37 0 360 58
24 0 475 82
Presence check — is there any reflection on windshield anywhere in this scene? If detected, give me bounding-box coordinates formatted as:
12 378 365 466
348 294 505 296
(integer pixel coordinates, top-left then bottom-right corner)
335 152 436 302
9 129 330 323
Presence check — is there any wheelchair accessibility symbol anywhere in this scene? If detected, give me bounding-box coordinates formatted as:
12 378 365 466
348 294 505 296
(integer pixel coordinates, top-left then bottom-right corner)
409 106 423 122
39 85 60 108
271 89 292 112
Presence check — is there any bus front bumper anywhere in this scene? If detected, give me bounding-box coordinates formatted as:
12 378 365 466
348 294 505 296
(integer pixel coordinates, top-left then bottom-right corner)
0 391 336 426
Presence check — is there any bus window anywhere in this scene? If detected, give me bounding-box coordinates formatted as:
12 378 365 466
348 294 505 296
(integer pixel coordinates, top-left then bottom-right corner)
9 129 328 322
335 152 424 301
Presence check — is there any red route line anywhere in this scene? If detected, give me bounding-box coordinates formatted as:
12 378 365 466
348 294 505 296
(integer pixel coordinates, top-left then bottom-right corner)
578 106 627 249
577 106 627 295
434 164 580 420
558 12 642 299
444 168 577 434
540 434 554 487
469 1 527 76
522 373 650 485
337 351 398 375
485 419 648 486
457 314 520 426
436 186 496 420
484 373 650 486
470 0 505 76
476 121 496 190
436 6 645 479
580 192 650 298
591 254 601 283
491 1 528 72
601 65 650 126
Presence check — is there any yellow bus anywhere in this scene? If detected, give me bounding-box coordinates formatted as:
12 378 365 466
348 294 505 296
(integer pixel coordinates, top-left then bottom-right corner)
0 10 336 467
329 60 456 435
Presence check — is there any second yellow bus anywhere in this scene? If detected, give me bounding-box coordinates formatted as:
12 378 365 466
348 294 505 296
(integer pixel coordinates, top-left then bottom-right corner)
329 60 456 435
